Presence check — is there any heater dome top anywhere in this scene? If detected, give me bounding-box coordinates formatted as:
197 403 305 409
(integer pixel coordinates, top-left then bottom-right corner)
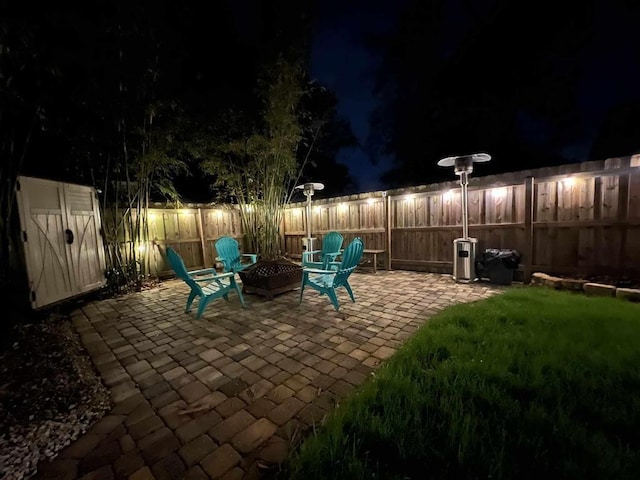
437 153 491 167
295 182 325 196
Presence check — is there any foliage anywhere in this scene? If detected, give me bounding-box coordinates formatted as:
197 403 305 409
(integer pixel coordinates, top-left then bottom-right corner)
285 287 640 479
0 9 50 316
295 82 359 196
201 58 308 259
100 103 188 290
0 1 356 301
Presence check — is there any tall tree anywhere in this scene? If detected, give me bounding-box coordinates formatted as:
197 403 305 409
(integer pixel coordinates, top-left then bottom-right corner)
293 82 359 197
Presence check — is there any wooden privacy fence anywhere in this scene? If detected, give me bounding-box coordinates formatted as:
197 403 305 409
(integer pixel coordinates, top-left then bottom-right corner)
284 155 640 281
104 206 244 275
121 155 640 281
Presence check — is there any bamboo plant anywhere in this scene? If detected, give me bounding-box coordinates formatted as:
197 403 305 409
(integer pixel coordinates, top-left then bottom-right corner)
202 58 311 260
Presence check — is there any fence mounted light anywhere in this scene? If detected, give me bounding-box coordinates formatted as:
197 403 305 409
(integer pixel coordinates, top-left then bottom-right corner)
338 203 348 212
148 213 157 220
405 194 415 201
367 198 376 205
443 190 455 202
562 177 575 188
491 187 508 199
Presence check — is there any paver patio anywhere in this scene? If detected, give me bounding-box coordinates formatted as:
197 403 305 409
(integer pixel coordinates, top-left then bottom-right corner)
36 271 501 480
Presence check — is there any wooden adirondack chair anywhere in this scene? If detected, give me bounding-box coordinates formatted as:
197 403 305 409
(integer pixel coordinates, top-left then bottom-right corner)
166 247 245 318
302 231 343 270
299 237 364 310
214 236 257 273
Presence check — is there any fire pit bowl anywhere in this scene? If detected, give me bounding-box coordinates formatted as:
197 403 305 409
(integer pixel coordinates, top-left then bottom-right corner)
238 259 303 300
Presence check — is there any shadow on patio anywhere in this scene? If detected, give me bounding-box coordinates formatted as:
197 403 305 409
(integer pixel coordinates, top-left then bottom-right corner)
36 271 501 480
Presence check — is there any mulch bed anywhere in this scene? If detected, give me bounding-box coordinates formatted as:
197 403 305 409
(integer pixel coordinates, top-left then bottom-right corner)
0 314 110 479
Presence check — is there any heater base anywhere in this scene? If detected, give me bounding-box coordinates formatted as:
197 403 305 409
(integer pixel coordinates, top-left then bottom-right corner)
453 237 478 283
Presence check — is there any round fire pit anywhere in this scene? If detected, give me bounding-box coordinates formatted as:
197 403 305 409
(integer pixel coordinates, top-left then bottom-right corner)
238 259 303 300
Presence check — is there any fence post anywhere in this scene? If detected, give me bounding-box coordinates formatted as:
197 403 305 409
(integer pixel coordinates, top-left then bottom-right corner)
196 208 209 268
523 176 535 283
385 191 392 270
617 173 630 272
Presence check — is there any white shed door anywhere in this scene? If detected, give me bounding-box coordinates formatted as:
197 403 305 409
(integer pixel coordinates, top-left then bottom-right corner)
16 176 106 308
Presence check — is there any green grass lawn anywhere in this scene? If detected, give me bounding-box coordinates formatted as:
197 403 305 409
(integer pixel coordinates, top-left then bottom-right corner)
285 287 640 480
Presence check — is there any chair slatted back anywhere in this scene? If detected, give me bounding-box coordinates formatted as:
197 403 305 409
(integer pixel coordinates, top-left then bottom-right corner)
215 236 241 271
320 231 344 268
333 237 363 287
167 247 201 293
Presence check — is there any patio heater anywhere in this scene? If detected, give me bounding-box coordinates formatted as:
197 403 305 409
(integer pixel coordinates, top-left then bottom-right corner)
295 182 324 260
437 153 491 283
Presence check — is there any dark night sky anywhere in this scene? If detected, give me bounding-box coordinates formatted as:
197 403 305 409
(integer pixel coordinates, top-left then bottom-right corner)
310 0 640 192
310 0 403 192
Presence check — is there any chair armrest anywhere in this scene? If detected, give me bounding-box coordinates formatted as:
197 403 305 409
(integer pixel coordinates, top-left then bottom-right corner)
241 254 258 263
215 256 238 263
193 271 235 281
303 267 337 275
189 268 218 276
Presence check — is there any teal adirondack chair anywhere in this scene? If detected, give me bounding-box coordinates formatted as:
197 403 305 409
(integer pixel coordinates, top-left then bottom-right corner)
166 247 245 318
299 237 364 310
302 231 344 270
214 236 257 273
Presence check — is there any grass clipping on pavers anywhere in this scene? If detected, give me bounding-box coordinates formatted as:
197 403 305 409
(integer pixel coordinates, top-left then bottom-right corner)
0 316 110 479
286 287 640 480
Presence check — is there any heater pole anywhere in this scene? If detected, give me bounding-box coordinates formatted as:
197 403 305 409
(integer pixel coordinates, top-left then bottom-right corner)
460 171 469 239
295 182 325 259
305 193 312 240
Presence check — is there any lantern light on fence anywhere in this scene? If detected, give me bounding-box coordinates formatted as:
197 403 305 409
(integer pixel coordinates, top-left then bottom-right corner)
491 187 508 199
137 243 146 253
562 177 575 188
149 212 157 220
338 203 348 212
367 197 376 205
443 189 455 202
216 210 224 218
405 194 415 201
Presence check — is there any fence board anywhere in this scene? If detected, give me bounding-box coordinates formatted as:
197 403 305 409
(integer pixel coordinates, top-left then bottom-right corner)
429 195 442 226
629 172 640 219
601 175 619 219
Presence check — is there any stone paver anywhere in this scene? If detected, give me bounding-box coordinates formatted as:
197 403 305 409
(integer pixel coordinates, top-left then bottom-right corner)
34 271 500 479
